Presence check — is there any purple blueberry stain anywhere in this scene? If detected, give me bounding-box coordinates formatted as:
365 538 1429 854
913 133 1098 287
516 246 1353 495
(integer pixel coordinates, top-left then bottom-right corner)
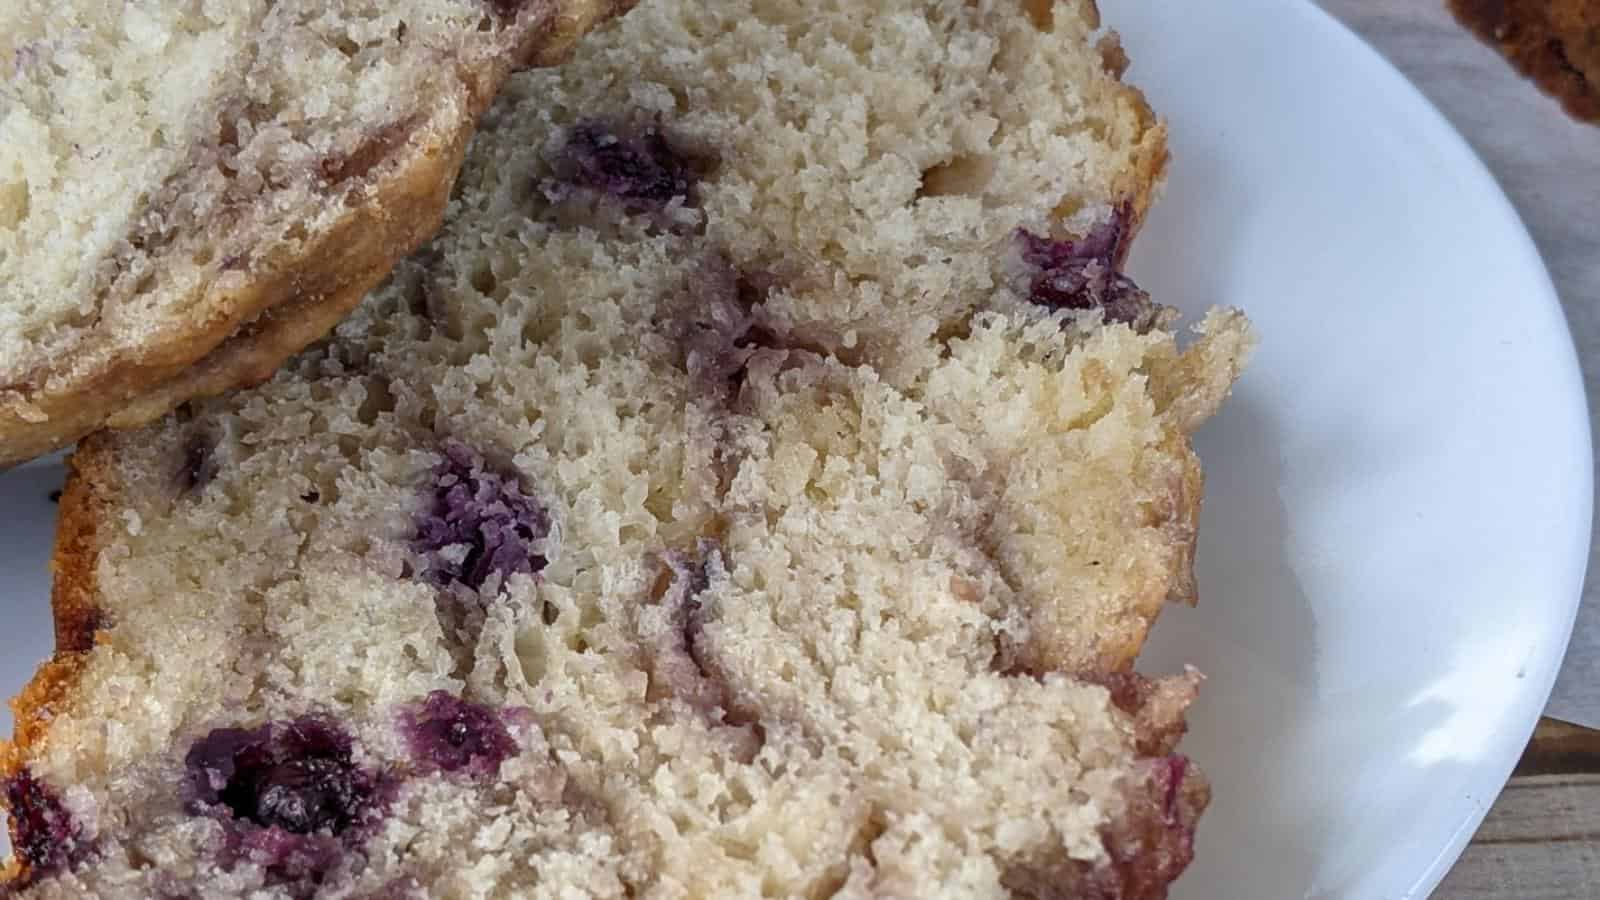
3 768 86 880
1021 205 1132 270
676 557 716 685
652 549 721 707
231 826 345 894
1017 203 1158 329
552 120 699 209
1156 755 1191 828
648 547 766 761
412 442 550 593
1097 753 1206 900
398 692 518 778
185 718 381 895
655 256 798 401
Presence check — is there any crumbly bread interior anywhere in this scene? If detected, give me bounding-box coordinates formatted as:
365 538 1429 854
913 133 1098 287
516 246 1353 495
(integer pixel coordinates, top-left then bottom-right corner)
496 0 1170 387
4 1 1252 897
0 0 628 464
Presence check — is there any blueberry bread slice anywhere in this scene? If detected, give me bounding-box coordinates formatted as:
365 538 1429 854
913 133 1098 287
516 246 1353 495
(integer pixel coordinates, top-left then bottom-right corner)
0 0 634 468
6 0 1252 896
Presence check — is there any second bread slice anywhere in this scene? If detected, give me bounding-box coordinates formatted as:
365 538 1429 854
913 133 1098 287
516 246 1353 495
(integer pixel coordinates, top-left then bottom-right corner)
0 0 634 468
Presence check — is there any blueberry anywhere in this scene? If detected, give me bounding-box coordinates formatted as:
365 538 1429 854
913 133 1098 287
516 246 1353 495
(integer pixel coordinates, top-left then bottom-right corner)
555 121 698 207
229 757 366 836
1017 204 1157 328
398 692 517 778
412 443 550 592
187 718 374 836
2 768 85 879
185 718 382 894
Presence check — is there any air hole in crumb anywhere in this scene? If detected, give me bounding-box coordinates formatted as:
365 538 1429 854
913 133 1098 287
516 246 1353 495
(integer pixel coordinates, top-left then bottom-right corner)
815 811 887 895
334 36 361 59
322 119 414 184
357 376 397 426
286 221 309 243
918 154 995 198
1051 195 1087 221
1023 0 1055 30
0 179 30 227
193 246 215 266
470 265 497 297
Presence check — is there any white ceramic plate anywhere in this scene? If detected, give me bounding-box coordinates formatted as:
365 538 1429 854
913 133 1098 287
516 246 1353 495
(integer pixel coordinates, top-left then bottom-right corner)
1 1 1592 896
1109 0 1593 897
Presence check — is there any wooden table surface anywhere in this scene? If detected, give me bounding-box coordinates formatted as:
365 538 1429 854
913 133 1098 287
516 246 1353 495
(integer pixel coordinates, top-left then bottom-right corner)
1435 719 1600 898
1308 2 1600 897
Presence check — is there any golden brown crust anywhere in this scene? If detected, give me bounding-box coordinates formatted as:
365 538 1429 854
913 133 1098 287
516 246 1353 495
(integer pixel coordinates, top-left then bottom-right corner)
6 440 118 764
1451 0 1600 123
1071 0 1170 248
1 439 117 881
1122 120 1169 238
1024 73 1172 676
46 447 111 659
1117 99 1170 254
0 0 637 470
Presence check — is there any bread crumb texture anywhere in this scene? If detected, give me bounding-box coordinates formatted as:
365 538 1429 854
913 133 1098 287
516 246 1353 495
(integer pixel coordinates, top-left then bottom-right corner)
3 1 1252 897
0 0 630 465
